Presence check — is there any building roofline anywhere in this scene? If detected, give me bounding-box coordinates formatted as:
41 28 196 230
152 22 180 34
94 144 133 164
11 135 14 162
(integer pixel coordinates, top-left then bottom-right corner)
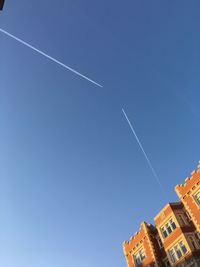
123 221 155 246
175 161 200 196
154 201 182 220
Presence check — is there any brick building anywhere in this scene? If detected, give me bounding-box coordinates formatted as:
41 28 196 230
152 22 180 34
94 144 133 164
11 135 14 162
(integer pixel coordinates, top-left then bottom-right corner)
123 162 200 267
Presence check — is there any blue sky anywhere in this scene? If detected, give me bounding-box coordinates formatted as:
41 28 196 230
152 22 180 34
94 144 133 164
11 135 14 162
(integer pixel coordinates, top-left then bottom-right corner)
0 1 200 267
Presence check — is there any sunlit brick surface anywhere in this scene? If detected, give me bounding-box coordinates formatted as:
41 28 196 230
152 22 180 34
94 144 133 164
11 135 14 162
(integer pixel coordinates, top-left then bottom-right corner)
123 163 200 267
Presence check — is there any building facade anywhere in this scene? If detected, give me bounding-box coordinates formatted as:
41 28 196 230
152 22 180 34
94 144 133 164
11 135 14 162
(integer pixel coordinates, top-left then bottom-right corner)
123 162 200 267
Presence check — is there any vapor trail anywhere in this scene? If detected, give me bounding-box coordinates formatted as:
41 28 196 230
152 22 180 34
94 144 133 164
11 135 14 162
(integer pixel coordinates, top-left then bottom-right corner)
122 108 165 192
0 28 102 88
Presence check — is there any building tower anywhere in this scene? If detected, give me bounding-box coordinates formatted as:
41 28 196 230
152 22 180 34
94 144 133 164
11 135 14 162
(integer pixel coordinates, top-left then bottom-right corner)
123 162 200 267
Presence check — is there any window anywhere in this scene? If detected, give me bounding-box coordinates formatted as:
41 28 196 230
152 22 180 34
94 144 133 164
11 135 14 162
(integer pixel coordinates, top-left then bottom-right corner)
169 241 187 263
160 218 176 239
195 233 200 247
179 241 187 254
157 237 163 248
133 249 145 266
193 190 200 206
134 254 141 266
164 259 171 267
166 223 172 234
185 211 191 220
174 245 182 259
161 227 168 238
169 219 176 230
188 236 198 250
139 249 145 261
178 215 185 226
169 249 177 263
177 214 188 226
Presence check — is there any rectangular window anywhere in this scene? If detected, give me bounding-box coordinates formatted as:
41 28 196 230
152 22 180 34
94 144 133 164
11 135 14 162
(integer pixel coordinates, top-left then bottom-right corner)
193 190 200 206
169 249 177 263
161 227 168 238
164 260 171 267
185 211 191 220
178 215 185 226
139 249 145 261
134 255 141 266
179 241 187 254
169 241 187 263
157 237 163 248
188 236 198 250
174 245 182 259
166 223 172 234
169 219 176 230
160 218 176 239
133 249 146 266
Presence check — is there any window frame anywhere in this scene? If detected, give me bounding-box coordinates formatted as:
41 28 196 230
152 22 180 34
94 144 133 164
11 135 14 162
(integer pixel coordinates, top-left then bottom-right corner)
161 226 168 238
188 235 199 250
133 248 146 266
169 218 176 230
193 190 200 206
177 213 188 226
160 218 177 239
163 258 171 267
168 240 188 263
169 248 177 263
157 236 163 248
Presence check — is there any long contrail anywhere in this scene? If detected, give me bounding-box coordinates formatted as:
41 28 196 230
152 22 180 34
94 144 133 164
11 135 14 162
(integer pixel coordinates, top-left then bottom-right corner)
0 28 102 88
122 108 165 193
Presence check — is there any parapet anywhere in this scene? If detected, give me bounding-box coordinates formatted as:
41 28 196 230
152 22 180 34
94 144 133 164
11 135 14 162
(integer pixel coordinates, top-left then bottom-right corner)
175 161 200 198
123 221 155 254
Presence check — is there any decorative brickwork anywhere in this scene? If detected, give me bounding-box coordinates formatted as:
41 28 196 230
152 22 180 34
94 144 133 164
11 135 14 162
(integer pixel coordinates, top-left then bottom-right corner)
175 162 200 232
123 162 200 267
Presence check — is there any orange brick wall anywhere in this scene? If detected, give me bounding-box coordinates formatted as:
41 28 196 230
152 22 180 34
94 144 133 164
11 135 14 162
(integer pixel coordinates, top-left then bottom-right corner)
123 222 158 267
123 162 200 267
175 163 200 232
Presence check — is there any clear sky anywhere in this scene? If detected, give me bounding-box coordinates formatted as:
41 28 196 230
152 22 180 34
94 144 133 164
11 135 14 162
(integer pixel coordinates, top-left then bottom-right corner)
0 1 200 267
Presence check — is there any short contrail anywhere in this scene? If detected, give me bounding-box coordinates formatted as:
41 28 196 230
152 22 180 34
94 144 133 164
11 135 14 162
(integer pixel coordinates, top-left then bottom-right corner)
0 28 103 88
122 108 165 193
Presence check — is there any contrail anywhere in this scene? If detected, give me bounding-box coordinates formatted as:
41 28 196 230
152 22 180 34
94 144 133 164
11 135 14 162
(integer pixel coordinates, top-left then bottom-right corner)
122 108 165 193
0 28 103 88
